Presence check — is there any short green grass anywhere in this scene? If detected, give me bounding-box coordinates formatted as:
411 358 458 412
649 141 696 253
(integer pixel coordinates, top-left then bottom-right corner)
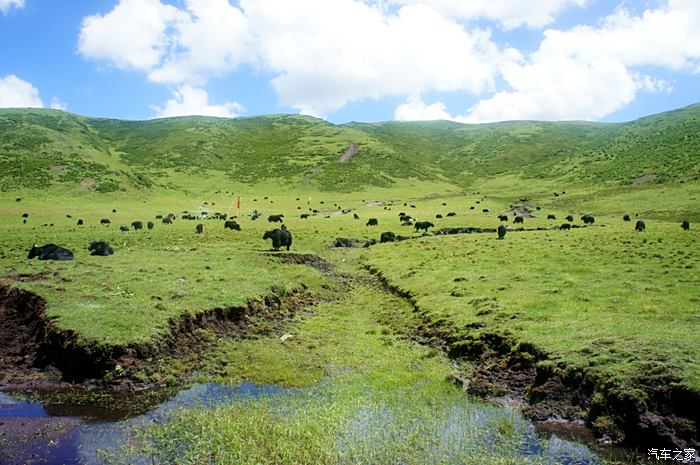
112 278 600 465
364 221 700 393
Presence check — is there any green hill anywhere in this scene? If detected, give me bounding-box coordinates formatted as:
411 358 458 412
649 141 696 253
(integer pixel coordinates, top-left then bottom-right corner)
1 104 699 194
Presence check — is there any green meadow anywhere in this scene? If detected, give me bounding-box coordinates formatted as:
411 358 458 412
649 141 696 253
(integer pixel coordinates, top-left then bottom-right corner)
0 105 699 463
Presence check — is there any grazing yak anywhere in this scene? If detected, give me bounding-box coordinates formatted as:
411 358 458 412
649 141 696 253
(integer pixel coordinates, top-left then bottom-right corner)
635 220 646 232
155 215 163 219
77 219 84 226
497 225 507 240
131 221 143 231
566 215 574 222
547 214 556 220
224 220 241 230
100 218 111 225
263 227 292 251
120 225 130 231
300 213 310 219
414 221 434 232
162 217 172 224
21 213 28 218
581 215 595 224
268 214 284 223
482 208 489 213
88 240 113 256
380 231 396 243
436 214 443 219
514 216 524 224
334 238 356 248
560 223 572 230
353 213 360 220
195 224 204 234
447 212 457 217
498 215 508 222
366 218 378 226
147 221 155 230
681 220 690 230
27 244 74 261
623 214 631 222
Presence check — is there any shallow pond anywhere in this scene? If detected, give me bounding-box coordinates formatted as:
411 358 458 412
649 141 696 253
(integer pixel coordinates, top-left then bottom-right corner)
0 382 619 465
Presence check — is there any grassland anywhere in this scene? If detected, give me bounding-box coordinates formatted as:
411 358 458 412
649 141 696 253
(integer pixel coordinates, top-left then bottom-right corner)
0 105 698 461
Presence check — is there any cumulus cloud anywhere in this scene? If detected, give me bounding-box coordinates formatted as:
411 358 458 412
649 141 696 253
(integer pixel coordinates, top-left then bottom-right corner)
78 0 506 117
152 85 242 117
394 96 452 121
50 97 68 111
0 75 43 108
78 0 700 122
397 0 699 123
78 0 186 71
0 0 24 14
386 0 586 29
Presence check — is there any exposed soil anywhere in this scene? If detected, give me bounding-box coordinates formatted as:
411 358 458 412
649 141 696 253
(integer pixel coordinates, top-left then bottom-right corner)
0 284 314 390
364 265 700 451
79 178 95 191
633 173 658 184
270 253 334 273
339 142 358 162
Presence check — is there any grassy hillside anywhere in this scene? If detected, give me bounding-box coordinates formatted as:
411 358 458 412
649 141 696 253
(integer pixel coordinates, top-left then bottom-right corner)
1 104 699 195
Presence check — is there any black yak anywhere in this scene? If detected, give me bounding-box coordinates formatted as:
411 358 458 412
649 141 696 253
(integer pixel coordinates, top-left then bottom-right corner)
414 221 434 232
366 218 378 226
380 231 396 243
88 240 113 256
263 228 292 251
497 225 507 240
224 220 241 230
27 244 74 261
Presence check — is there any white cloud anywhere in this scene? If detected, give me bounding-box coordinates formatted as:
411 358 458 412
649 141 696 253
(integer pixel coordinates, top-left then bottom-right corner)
78 0 506 117
0 75 43 108
0 0 24 14
78 0 186 71
457 0 700 122
78 0 700 122
395 95 452 121
386 0 587 29
148 0 254 84
50 97 67 111
152 85 242 117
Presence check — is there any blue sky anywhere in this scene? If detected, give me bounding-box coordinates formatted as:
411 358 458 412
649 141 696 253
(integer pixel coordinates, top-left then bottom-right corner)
1 0 699 123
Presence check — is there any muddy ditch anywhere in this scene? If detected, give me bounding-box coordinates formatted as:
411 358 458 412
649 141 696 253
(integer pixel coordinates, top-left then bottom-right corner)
0 283 314 390
364 264 699 451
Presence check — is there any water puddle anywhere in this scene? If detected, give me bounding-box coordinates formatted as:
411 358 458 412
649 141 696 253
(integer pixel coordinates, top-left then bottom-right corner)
0 383 625 465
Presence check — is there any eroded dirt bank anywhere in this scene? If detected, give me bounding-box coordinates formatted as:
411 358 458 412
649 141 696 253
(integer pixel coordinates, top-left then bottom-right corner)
364 264 699 451
0 284 313 390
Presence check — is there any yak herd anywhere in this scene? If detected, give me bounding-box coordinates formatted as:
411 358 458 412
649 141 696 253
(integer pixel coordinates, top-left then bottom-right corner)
20 200 693 260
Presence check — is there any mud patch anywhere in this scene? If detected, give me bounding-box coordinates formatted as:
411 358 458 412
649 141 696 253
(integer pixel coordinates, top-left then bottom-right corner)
270 253 333 272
